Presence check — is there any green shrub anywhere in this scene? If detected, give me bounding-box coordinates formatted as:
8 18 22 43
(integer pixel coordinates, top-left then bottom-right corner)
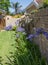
41 57 47 65
12 26 16 31
44 0 48 5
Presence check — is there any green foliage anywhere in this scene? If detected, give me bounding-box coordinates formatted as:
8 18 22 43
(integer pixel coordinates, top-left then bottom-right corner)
43 2 48 8
39 0 48 9
0 27 47 65
44 0 48 4
7 31 47 65
0 0 11 14
0 56 3 65
41 57 47 65
12 26 16 31
11 2 22 14
43 0 48 8
0 28 47 65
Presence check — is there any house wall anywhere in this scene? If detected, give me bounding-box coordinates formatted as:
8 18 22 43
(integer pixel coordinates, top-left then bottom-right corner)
36 0 43 4
26 5 37 13
26 0 43 13
36 0 43 7
5 15 21 27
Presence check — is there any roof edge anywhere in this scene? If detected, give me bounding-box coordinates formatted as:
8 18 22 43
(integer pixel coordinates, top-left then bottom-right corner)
25 1 39 11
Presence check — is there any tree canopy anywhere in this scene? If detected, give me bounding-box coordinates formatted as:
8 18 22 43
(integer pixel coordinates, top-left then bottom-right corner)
43 0 48 4
11 2 22 14
0 0 11 14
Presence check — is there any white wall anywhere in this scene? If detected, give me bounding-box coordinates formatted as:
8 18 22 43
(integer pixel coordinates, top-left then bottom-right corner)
5 15 21 27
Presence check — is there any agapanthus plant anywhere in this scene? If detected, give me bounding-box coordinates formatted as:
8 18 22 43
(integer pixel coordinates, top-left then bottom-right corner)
16 27 25 32
5 25 12 31
26 28 48 41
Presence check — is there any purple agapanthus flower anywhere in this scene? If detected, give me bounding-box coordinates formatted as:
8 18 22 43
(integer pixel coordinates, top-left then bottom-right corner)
26 28 48 41
17 27 25 32
26 33 38 40
36 28 48 39
5 25 12 31
43 32 48 40
36 28 44 34
26 34 34 40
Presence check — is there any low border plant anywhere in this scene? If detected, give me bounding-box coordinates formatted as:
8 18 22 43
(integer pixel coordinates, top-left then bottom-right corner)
6 27 48 65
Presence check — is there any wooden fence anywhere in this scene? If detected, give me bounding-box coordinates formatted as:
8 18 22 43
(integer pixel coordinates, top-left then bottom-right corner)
20 7 48 61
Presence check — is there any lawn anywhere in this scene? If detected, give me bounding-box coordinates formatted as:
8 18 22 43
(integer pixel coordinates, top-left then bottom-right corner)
0 31 15 65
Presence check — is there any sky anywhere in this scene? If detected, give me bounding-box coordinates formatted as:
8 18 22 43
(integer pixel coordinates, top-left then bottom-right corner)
10 0 33 13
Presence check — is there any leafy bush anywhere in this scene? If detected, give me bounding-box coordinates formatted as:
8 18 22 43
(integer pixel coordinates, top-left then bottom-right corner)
43 0 48 5
12 26 16 31
43 3 48 8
